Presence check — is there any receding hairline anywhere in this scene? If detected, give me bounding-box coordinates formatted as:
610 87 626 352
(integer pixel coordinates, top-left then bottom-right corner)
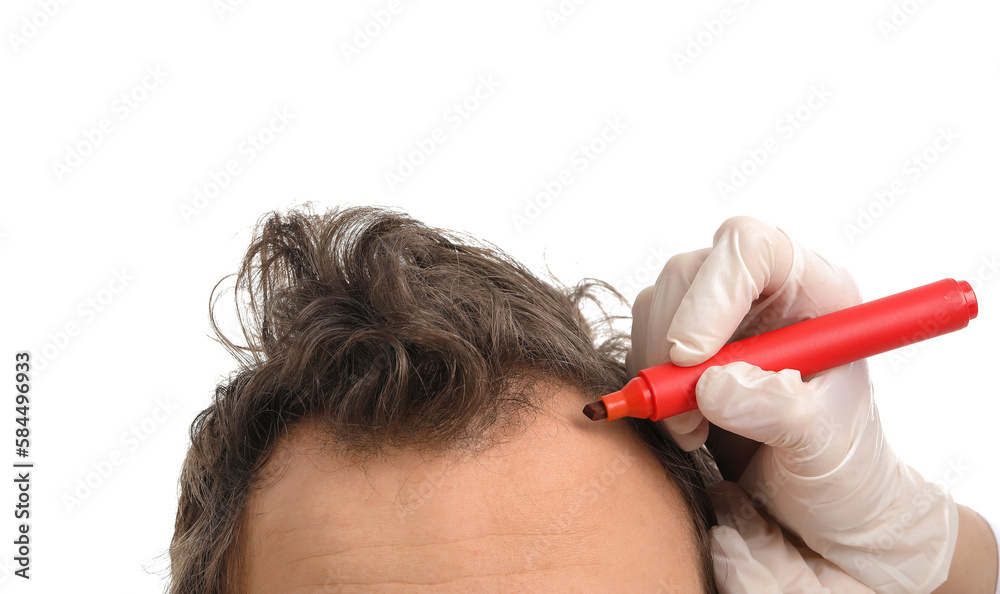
227 378 585 579
232 383 709 592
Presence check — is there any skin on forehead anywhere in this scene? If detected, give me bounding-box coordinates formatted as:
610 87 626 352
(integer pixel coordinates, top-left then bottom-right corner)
239 386 705 593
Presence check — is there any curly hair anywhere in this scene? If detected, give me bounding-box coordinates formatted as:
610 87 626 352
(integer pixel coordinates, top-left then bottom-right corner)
168 204 719 593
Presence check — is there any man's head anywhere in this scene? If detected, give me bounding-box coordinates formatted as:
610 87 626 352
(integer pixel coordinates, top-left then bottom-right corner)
170 205 718 592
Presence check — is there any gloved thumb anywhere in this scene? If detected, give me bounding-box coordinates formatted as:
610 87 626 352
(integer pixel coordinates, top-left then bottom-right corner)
696 361 817 453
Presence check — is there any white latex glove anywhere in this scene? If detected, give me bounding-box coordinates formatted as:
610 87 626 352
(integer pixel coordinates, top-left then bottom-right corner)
627 216 860 451
701 360 958 593
626 216 958 592
709 480 875 594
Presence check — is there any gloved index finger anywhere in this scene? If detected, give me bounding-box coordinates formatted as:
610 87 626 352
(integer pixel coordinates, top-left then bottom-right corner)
636 247 712 370
651 217 794 366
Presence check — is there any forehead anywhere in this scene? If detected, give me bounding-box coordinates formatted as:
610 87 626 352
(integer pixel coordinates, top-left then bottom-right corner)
240 393 704 592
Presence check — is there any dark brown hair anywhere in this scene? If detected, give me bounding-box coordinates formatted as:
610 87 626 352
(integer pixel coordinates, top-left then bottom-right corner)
169 204 718 593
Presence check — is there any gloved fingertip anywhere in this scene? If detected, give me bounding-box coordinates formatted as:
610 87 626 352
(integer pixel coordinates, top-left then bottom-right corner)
694 364 744 409
624 350 636 377
697 361 797 401
663 409 703 434
666 421 710 452
697 364 723 386
632 285 655 314
667 339 709 366
695 362 792 428
687 417 710 449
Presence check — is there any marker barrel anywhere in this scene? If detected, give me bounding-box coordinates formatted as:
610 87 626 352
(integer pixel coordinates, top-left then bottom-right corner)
601 278 978 421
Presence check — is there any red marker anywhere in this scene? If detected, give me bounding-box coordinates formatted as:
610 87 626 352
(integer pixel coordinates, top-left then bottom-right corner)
583 278 978 422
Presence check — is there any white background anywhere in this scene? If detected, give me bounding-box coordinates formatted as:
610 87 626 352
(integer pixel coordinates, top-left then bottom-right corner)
1 0 999 590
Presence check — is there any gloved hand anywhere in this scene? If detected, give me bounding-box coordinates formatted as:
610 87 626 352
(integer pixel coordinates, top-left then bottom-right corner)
629 217 959 593
627 216 860 451
702 359 957 593
709 480 875 593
